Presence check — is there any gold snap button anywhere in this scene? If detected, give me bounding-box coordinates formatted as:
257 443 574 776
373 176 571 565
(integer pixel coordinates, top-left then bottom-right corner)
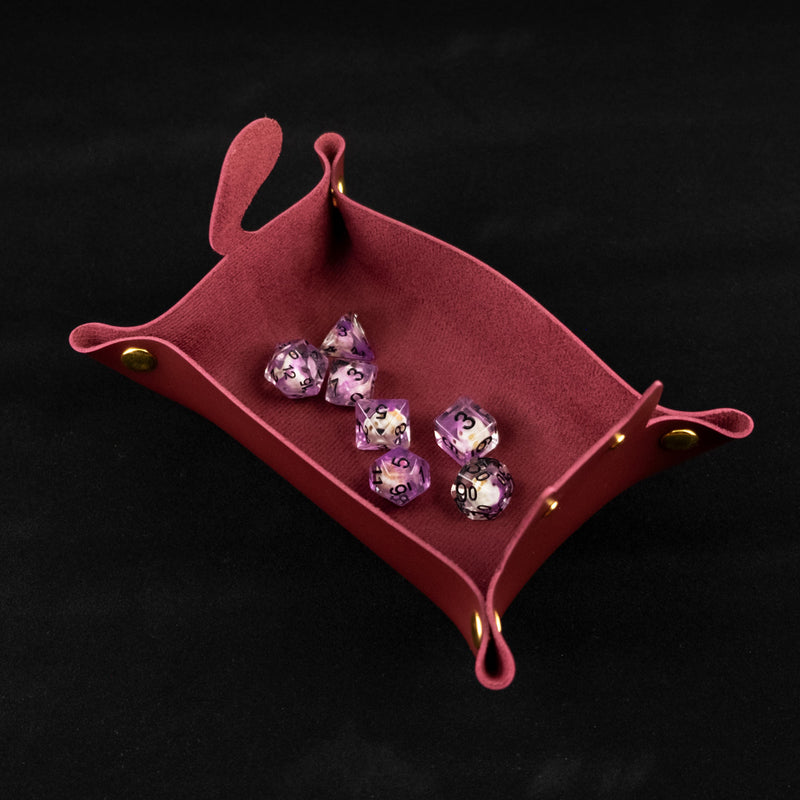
544 498 559 517
610 432 626 449
120 347 157 372
330 178 345 207
471 612 483 648
660 428 700 451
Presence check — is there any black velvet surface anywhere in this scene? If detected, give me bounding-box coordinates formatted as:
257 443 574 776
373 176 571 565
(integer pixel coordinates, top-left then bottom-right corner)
4 5 797 798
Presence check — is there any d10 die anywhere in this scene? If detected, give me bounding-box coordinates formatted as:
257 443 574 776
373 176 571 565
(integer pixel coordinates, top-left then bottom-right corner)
434 396 498 464
321 312 375 361
325 358 378 406
355 398 411 450
369 447 430 506
264 339 328 399
451 457 514 520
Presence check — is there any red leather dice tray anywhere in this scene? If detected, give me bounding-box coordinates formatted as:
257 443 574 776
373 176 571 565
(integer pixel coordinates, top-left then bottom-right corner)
69 118 754 689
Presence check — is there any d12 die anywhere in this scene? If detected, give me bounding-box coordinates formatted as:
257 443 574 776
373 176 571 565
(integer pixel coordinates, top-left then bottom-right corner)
369 447 430 506
321 312 375 361
355 398 411 450
451 457 514 520
434 396 498 464
264 339 328 399
325 358 378 406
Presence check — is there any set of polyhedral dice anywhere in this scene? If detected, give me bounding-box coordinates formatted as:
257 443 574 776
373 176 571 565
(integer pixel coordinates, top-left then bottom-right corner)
264 313 514 520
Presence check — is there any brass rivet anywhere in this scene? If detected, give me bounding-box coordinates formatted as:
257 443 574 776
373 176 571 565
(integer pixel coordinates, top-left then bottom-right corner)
471 612 483 648
120 346 157 372
610 432 626 449
494 610 502 634
330 179 345 207
544 498 559 517
660 428 700 451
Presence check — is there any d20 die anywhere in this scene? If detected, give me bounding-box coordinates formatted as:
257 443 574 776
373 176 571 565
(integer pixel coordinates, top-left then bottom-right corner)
264 339 328 399
325 358 378 406
321 312 375 361
451 457 514 520
434 396 498 464
369 447 430 506
355 399 411 450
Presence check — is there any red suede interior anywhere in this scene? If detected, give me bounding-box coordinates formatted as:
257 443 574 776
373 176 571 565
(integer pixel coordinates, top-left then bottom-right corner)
78 188 640 593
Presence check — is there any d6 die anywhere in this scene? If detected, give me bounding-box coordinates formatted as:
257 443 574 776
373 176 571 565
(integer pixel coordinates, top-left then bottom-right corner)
370 447 430 506
434 396 498 464
325 358 378 407
264 339 328 399
355 399 411 450
451 457 514 520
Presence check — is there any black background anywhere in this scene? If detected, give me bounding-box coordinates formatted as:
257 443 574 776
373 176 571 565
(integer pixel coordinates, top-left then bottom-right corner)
3 3 798 798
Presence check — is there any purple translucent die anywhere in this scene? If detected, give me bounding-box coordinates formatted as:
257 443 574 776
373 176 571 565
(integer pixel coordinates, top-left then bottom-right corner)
451 457 514 520
355 398 411 450
370 447 430 507
320 312 375 361
433 396 498 464
264 339 328 399
325 358 378 407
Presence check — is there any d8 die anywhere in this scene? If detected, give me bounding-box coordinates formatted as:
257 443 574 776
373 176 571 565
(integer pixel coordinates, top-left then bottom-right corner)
369 447 430 506
264 339 328 399
321 312 375 361
434 396 498 464
355 398 411 450
451 457 514 520
325 358 378 407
